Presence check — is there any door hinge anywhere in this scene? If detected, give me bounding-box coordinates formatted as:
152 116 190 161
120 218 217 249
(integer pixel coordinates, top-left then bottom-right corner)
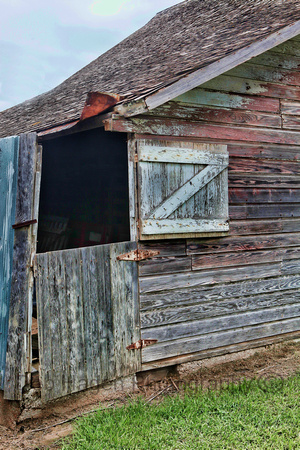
127 339 158 350
117 249 160 261
12 219 37 229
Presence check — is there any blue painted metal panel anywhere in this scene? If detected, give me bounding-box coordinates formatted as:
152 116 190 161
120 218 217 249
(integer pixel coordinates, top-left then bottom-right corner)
0 137 19 389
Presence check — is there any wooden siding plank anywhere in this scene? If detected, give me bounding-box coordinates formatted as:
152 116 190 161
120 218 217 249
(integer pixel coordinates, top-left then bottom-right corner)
227 63 300 87
141 290 300 329
229 219 300 235
281 101 300 115
139 262 282 294
142 317 300 363
140 274 300 311
192 247 300 271
106 117 299 145
270 40 300 57
228 144 300 161
229 158 300 175
4 133 40 401
229 204 300 219
283 115 300 130
229 173 300 188
139 256 192 277
174 88 280 112
149 103 281 128
229 188 299 204
201 74 300 100
141 302 300 343
187 233 300 255
252 51 300 70
138 240 186 257
0 137 19 390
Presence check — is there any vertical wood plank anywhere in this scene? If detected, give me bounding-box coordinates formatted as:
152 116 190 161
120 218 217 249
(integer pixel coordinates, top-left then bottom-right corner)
0 137 19 390
4 133 40 400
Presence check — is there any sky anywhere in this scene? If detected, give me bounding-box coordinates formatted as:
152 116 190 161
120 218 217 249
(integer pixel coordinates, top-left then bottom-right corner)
0 0 181 112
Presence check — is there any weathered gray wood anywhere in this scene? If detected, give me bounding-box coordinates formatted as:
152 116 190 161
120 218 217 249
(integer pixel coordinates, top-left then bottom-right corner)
142 317 300 363
140 274 300 311
0 137 19 390
140 262 282 294
187 233 300 255
281 100 300 115
36 241 140 402
4 133 40 401
192 247 300 271
142 302 300 343
139 256 191 277
229 219 300 235
229 204 300 220
137 139 229 238
141 331 300 371
139 143 228 164
227 62 300 87
229 174 300 188
229 188 299 204
128 138 138 241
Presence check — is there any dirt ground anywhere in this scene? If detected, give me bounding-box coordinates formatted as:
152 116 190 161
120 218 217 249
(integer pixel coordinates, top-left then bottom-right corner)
1 339 300 450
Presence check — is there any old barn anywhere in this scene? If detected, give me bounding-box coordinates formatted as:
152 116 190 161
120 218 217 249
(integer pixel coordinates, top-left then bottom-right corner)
0 0 300 417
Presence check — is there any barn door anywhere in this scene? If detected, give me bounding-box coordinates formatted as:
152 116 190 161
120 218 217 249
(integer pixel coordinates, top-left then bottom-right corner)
1 133 41 400
136 139 229 239
35 241 140 402
0 137 19 390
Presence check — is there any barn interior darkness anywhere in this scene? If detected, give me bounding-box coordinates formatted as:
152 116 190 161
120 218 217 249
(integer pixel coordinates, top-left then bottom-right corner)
37 127 130 253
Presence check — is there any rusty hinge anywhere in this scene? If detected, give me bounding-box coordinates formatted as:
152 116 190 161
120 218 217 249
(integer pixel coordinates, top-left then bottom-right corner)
127 339 158 350
117 249 160 261
12 219 37 229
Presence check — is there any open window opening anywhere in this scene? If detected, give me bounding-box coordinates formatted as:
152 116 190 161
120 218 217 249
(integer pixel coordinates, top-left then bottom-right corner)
37 127 130 253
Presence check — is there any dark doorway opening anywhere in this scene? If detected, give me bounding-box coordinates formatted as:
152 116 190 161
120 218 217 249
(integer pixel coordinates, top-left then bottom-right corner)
37 127 130 253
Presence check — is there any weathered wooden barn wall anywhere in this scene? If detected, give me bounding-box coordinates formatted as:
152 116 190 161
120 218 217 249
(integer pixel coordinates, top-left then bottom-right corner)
133 36 300 368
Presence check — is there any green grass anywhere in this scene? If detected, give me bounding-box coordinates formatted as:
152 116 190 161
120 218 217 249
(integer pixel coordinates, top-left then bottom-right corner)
62 375 300 449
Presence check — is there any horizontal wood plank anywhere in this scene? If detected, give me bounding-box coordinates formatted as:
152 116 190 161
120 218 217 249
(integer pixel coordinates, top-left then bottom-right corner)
281 100 300 115
201 74 300 100
187 233 300 255
227 144 300 161
140 274 300 311
229 157 300 175
282 115 300 130
192 247 300 270
142 302 300 343
229 203 300 219
142 317 300 363
150 103 281 128
226 63 300 87
139 262 282 294
139 256 191 276
229 218 300 235
229 188 299 204
229 173 300 188
106 117 299 145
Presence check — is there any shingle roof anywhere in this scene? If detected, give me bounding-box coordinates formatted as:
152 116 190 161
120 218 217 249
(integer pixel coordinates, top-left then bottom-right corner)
1 0 300 137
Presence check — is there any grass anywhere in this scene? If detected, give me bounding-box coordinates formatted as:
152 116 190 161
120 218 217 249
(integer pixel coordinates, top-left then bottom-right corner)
62 374 300 449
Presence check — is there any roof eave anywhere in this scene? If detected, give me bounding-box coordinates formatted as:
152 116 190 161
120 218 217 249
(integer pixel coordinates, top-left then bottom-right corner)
115 19 300 118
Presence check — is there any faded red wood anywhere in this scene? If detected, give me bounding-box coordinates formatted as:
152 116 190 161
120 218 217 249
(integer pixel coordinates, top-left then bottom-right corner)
229 219 300 235
282 116 300 131
229 158 300 175
227 144 300 161
229 174 300 188
281 101 300 115
229 188 299 203
150 103 281 128
105 117 299 145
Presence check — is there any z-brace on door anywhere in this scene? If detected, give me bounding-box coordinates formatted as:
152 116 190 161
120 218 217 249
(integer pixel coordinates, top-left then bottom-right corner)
1 133 41 400
35 241 141 402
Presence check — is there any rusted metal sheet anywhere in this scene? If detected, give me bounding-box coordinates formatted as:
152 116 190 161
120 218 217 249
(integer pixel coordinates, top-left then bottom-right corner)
80 92 123 121
38 121 79 137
